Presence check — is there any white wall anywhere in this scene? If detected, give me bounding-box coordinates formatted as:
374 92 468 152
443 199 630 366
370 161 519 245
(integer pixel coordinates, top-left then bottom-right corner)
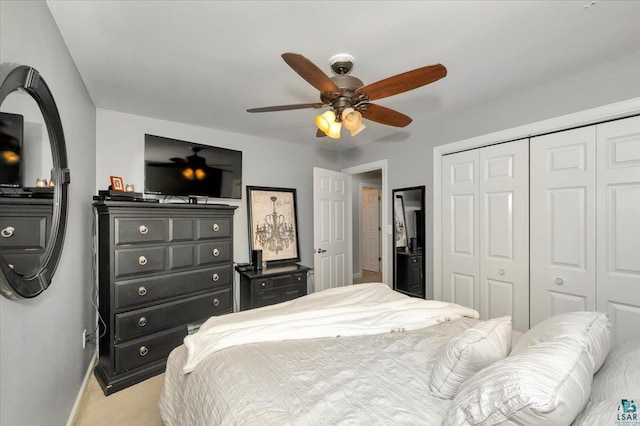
96 109 340 268
341 50 640 299
0 1 97 425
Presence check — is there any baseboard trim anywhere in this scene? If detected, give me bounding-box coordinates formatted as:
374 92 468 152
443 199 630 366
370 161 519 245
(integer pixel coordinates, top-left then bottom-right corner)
66 353 97 426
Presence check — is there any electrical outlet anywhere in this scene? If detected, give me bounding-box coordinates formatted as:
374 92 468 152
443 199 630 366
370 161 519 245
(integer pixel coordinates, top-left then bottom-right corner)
82 329 87 349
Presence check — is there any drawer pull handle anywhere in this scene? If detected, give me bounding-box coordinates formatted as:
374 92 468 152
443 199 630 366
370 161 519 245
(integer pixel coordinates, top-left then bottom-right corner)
139 225 149 235
138 317 147 327
139 346 149 356
555 278 564 285
138 286 147 296
212 273 220 282
1 226 15 238
297 276 301 281
260 282 267 288
213 298 220 307
138 256 148 266
212 223 220 232
212 248 220 257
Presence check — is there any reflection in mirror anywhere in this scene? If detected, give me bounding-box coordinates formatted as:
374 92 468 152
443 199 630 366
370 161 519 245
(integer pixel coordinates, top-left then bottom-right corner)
0 63 70 299
1 90 54 277
1 90 54 188
392 186 425 298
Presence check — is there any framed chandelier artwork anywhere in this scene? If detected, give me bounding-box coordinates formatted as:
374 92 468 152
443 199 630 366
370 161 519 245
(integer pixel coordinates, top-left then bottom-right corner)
247 186 300 265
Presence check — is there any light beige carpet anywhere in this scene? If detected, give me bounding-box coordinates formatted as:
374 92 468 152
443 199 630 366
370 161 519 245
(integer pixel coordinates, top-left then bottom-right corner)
353 270 382 284
73 371 165 426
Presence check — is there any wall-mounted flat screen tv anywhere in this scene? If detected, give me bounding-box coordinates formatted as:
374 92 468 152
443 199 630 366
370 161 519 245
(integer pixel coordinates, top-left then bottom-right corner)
144 134 242 199
0 112 24 188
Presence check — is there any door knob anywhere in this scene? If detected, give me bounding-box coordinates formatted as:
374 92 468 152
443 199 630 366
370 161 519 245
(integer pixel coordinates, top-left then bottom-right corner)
315 248 327 253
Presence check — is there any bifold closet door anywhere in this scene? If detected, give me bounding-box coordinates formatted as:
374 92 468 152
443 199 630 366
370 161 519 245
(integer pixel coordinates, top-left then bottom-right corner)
479 140 529 331
442 140 529 331
530 127 597 327
597 115 640 345
442 149 480 311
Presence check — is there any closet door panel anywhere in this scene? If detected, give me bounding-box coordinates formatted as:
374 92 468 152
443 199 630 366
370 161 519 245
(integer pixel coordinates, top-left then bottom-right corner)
597 115 640 345
442 150 479 310
479 139 529 331
530 127 597 327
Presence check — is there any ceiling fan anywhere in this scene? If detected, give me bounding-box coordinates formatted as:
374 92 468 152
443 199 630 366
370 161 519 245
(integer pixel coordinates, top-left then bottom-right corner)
247 53 447 139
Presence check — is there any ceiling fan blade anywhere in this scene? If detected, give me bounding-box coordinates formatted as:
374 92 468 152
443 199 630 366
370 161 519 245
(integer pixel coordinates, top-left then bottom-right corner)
247 102 325 113
281 53 340 93
360 103 412 127
356 64 447 101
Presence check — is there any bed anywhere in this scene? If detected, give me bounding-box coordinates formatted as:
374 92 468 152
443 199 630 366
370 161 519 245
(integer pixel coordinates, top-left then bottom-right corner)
159 283 639 426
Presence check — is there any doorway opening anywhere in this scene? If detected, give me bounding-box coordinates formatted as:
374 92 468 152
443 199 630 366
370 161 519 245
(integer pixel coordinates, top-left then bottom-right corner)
342 160 389 285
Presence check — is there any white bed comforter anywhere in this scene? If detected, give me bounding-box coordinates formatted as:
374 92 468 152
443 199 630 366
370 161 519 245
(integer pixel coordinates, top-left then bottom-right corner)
160 283 481 426
182 283 479 373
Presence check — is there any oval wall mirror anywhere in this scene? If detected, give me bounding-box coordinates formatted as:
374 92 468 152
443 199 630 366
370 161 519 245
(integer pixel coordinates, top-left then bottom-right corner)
0 63 70 299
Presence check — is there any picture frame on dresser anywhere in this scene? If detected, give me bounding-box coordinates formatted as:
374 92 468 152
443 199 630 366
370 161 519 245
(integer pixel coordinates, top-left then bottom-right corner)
109 175 124 192
246 186 300 265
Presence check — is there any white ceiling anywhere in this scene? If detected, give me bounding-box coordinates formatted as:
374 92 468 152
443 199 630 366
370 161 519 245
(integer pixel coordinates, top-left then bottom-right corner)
46 1 640 151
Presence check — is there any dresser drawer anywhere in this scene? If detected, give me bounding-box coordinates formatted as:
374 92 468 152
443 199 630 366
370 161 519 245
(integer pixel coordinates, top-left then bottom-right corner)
168 217 195 242
0 216 47 249
197 240 232 265
115 288 232 342
114 218 168 245
197 217 232 239
114 265 232 310
115 246 166 278
114 326 186 374
251 272 306 292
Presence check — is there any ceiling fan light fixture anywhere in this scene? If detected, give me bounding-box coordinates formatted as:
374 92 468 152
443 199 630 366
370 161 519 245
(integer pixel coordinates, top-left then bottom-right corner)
341 107 363 131
349 123 366 137
326 120 342 139
315 110 336 134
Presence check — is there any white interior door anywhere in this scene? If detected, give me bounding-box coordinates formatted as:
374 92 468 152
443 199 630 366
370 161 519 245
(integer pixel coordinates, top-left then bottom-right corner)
361 187 380 272
313 167 352 292
596 115 640 345
442 149 480 310
479 139 529 331
530 127 597 327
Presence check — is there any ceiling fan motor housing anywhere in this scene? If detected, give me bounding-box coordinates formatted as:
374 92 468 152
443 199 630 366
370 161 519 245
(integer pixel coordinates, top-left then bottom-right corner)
330 53 355 75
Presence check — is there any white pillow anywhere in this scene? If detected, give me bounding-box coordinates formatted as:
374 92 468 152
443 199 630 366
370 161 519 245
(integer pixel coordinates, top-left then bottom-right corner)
590 340 640 400
429 316 512 399
573 341 640 425
511 311 611 372
444 338 594 425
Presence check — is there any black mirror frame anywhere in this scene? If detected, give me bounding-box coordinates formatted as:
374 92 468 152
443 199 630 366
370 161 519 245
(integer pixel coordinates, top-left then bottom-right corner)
0 63 70 299
392 185 426 299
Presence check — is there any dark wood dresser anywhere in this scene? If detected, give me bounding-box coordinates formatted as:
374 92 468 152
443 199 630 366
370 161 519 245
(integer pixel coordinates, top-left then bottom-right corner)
396 249 424 298
93 201 236 395
238 263 310 310
0 198 52 276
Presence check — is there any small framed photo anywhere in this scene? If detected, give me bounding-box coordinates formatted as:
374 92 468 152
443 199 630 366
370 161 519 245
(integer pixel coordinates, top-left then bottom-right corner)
247 186 300 265
110 176 124 192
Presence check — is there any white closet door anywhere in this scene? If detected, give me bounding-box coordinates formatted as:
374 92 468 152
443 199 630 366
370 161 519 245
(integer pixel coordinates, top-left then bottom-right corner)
479 139 529 331
442 149 480 310
530 127 597 327
597 115 640 345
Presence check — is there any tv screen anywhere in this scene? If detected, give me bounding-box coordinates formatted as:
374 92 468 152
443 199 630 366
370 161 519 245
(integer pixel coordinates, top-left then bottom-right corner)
144 134 242 199
0 112 24 188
